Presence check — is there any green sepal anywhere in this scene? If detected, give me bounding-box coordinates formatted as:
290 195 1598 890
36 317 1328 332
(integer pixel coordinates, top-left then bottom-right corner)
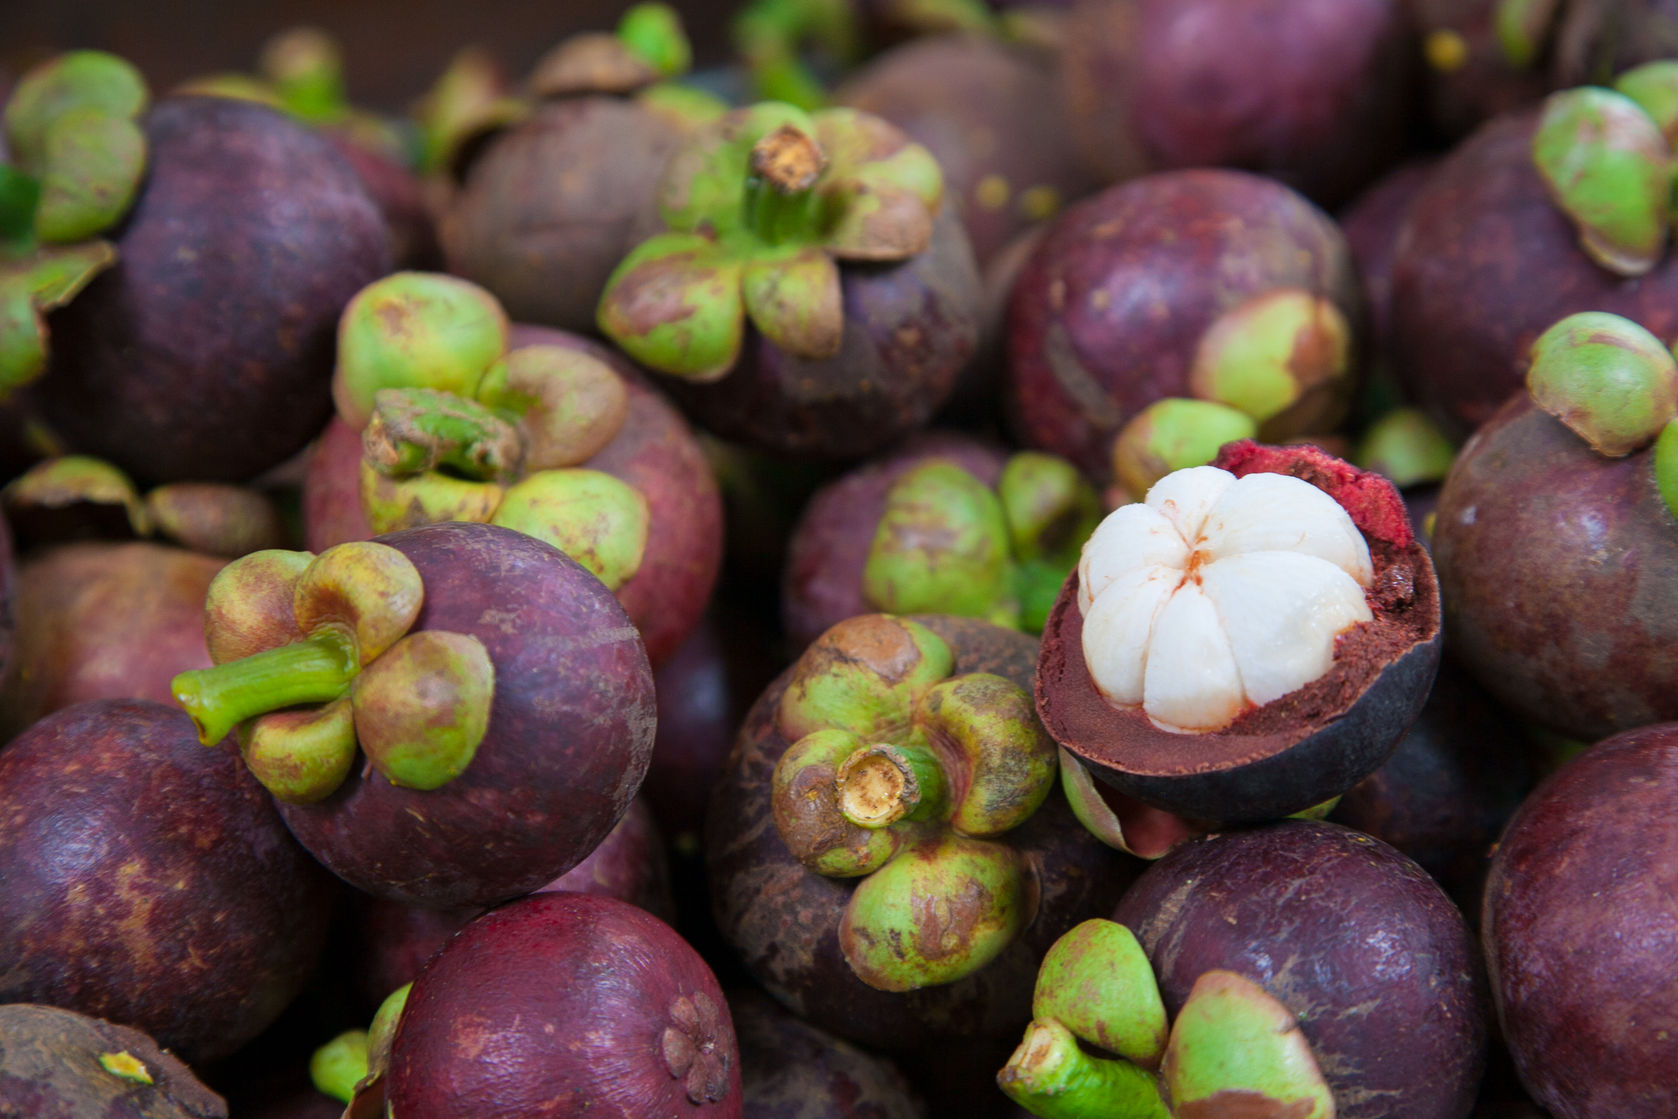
1031 919 1168 1068
1615 61 1678 146
772 726 906 876
0 283 47 392
0 164 41 249
1111 398 1258 500
241 698 359 803
838 831 1027 991
617 3 693 78
0 453 149 536
1532 86 1673 277
490 468 651 591
310 1029 371 1105
352 629 494 790
476 344 630 472
1188 294 1352 424
813 107 942 260
33 109 147 243
997 1017 1171 1119
0 240 117 394
661 101 815 239
1161 970 1334 1119
362 386 525 483
411 47 528 175
914 672 1055 837
1526 310 1678 456
360 457 505 534
997 451 1101 633
1355 406 1459 487
596 231 746 380
1654 417 1678 521
1494 0 1560 69
741 246 843 359
776 614 953 744
636 81 731 131
4 51 149 173
863 461 1015 622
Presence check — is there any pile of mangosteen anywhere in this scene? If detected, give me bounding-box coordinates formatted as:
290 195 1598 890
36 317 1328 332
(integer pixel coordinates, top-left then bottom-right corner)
2 1 1676 1117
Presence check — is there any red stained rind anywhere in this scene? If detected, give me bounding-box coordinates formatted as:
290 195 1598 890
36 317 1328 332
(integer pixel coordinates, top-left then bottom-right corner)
1214 438 1415 549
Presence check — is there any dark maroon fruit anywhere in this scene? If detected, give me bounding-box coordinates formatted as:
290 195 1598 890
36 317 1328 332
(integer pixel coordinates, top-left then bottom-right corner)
1483 722 1678 1118
1113 819 1487 1119
386 892 742 1118
32 95 390 484
0 699 337 1063
732 988 926 1119
1338 157 1438 360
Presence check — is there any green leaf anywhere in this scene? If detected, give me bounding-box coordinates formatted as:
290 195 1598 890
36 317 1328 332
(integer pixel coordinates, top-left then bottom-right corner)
33 109 147 243
597 232 746 380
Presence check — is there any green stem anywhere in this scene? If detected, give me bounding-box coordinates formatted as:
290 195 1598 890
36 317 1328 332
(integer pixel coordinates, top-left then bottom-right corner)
617 3 692 77
997 1018 1171 1119
173 629 359 746
364 387 524 482
835 740 948 828
742 126 824 246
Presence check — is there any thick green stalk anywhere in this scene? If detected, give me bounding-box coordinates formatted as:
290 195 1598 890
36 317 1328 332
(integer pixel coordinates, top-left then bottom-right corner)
835 740 949 828
997 1018 1171 1119
173 629 359 746
742 125 824 246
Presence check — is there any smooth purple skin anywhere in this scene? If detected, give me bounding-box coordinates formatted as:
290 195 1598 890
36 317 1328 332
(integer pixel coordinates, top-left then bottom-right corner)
705 615 1140 1050
1337 157 1439 359
1390 109 1678 440
440 96 680 335
349 795 676 1007
278 521 657 909
1 541 222 739
1113 820 1486 1119
1484 722 1678 1119
659 206 982 461
387 893 742 1119
732 987 927 1119
0 699 338 1065
1005 168 1362 480
781 432 1008 650
1060 0 1414 208
1431 394 1678 741
834 34 1096 268
32 95 391 485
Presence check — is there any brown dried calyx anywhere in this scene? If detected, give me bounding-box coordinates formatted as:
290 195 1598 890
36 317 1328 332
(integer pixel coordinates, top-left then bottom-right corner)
661 990 732 1105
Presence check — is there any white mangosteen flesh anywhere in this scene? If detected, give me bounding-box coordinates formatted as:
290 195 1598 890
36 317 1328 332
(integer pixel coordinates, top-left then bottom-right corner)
1077 465 1373 733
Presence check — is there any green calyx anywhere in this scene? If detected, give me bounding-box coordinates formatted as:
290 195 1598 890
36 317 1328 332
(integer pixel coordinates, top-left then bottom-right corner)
171 541 495 800
999 453 1105 633
1616 61 1678 146
363 387 526 483
1355 406 1459 487
490 468 650 591
597 101 942 380
1657 418 1678 521
1526 311 1678 456
412 47 528 175
1162 971 1334 1119
0 221 118 395
310 1030 370 1104
1189 291 1353 426
1 453 150 537
778 614 954 743
1111 398 1259 501
1032 920 1168 1068
477 344 630 471
1532 85 1674 277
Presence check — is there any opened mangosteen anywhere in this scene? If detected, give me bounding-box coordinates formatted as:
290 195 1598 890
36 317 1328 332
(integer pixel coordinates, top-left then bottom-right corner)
782 432 1100 646
0 1003 227 1119
1483 721 1678 1119
1430 311 1678 741
596 100 983 460
170 520 657 908
1059 0 1414 208
1035 439 1441 823
384 892 742 1118
1111 819 1487 1119
1005 168 1363 482
706 612 1138 1050
307 275 723 666
0 699 338 1064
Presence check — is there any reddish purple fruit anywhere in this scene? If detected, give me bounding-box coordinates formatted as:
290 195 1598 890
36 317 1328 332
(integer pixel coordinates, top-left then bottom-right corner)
732 988 926 1118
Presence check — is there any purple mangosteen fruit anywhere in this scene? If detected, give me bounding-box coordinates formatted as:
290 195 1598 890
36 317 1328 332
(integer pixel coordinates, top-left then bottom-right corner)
597 100 984 460
383 892 742 1118
1482 721 1678 1119
1059 0 1415 207
732 987 927 1118
781 431 1101 647
706 611 1139 1050
1430 311 1678 740
1338 157 1439 366
1110 819 1487 1119
170 520 657 908
0 698 338 1064
0 1004 227 1119
1006 169 1364 482
310 277 724 666
834 32 1094 268
1036 440 1442 823
27 92 389 483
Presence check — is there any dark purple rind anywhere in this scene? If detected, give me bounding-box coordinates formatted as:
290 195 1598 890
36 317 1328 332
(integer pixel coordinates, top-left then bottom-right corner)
440 96 680 335
1337 158 1438 359
704 616 1139 1050
1483 722 1678 1119
299 415 373 552
387 892 742 1119
0 1003 227 1119
279 521 656 908
1389 109 1678 440
1005 168 1362 481
0 699 337 1064
34 96 391 485
1431 394 1678 741
660 207 982 461
1113 819 1487 1119
732 988 927 1119
1060 0 1414 208
780 432 1009 650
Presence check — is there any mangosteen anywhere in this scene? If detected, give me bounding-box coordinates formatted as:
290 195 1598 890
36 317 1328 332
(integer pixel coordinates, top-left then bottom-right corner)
1337 157 1439 368
1005 168 1364 483
1430 311 1678 741
732 987 926 1118
781 432 1101 647
1059 0 1415 208
170 520 657 908
29 93 390 483
0 1004 227 1119
1482 721 1678 1119
385 892 742 1118
440 8 723 334
0 699 338 1064
706 612 1138 1050
1035 440 1441 823
596 100 984 460
1111 819 1487 1119
310 276 724 666
834 32 1095 268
